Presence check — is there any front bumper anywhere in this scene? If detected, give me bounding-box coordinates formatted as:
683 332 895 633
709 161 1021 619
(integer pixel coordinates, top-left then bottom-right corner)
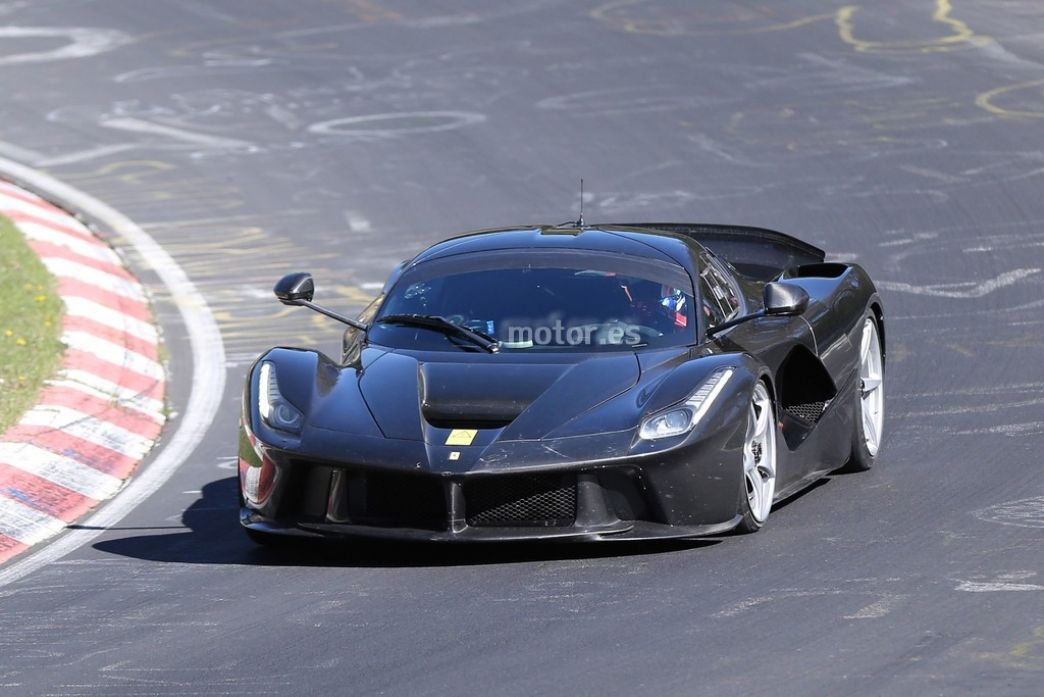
239 415 748 543
240 510 742 543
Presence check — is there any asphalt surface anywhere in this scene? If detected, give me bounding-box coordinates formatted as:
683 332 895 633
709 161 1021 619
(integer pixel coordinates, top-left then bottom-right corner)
1 1 1043 695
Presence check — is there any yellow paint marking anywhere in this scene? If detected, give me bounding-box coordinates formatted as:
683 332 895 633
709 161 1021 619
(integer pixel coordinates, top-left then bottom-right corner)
978 625 1044 667
64 159 175 186
836 1 990 54
446 429 477 446
975 79 1044 119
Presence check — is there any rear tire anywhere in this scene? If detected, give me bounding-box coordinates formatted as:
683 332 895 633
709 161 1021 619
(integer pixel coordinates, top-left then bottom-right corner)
735 381 777 534
845 314 884 472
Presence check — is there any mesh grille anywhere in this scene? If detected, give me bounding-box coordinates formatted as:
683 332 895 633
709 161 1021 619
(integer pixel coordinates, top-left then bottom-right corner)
464 473 576 527
785 401 827 424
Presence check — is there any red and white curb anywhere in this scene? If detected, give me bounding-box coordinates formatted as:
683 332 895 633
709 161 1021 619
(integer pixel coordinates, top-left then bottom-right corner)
0 180 165 564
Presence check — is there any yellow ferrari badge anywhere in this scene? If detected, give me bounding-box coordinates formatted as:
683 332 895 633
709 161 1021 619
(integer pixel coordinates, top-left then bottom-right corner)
445 429 477 446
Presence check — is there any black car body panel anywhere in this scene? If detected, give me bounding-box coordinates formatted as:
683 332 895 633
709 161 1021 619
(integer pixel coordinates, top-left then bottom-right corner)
239 223 884 542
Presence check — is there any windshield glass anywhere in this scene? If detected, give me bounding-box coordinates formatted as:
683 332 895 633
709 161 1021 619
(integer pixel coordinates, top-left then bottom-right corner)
371 249 697 352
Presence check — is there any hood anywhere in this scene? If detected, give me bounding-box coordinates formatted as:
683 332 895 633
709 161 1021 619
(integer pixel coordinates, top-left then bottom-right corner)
260 344 733 474
358 350 642 443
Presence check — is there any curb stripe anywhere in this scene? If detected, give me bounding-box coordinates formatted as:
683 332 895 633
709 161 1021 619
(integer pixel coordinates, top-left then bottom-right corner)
29 240 135 280
0 465 96 520
0 180 70 212
35 385 164 434
57 278 151 322
36 383 162 431
0 180 169 569
0 495 66 546
63 332 163 381
15 220 124 266
62 316 159 361
56 369 164 414
0 534 28 565
42 257 147 302
1 426 139 478
0 443 122 500
0 189 90 231
2 209 97 243
62 296 158 342
18 406 155 461
64 349 162 396
46 376 164 419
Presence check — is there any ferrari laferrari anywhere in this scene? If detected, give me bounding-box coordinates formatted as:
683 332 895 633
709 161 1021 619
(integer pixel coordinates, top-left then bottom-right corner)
239 222 885 544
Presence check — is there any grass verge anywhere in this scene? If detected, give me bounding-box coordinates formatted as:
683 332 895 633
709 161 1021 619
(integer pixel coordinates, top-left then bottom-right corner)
0 215 64 433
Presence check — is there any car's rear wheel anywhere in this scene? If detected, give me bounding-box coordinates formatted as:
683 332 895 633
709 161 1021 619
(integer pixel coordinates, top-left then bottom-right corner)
736 381 777 534
846 315 884 472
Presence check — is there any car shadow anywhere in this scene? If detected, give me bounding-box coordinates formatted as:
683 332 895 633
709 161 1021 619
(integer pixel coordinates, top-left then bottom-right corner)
91 476 718 567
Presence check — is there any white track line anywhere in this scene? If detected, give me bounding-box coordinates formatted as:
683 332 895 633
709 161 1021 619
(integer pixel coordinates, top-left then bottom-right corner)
0 156 225 588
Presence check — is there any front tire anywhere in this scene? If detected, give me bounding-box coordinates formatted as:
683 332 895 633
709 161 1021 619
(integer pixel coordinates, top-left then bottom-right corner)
846 314 884 472
736 381 777 534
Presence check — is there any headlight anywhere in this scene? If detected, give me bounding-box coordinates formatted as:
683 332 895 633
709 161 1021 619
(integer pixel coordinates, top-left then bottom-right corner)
258 361 304 433
639 368 734 440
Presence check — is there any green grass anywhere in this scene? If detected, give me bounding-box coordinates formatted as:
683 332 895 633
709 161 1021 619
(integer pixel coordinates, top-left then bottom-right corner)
0 215 64 433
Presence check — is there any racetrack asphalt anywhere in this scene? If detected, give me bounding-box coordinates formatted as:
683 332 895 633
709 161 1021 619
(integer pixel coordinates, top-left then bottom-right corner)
0 1 1042 695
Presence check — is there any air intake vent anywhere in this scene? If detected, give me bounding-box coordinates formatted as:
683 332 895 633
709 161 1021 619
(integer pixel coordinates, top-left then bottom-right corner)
784 400 828 424
464 473 576 527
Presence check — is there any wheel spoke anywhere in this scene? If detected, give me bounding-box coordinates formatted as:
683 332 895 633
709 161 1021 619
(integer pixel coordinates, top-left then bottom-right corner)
758 401 771 438
743 383 776 524
855 318 885 458
863 406 879 449
746 472 760 511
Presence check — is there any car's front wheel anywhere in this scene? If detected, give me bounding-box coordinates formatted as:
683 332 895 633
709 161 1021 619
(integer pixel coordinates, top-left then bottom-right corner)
846 314 884 472
736 381 777 534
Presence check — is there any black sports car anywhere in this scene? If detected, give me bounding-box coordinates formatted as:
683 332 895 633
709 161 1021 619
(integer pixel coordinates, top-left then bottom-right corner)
239 223 885 544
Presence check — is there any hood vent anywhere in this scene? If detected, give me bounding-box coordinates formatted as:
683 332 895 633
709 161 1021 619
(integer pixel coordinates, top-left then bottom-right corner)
419 361 566 430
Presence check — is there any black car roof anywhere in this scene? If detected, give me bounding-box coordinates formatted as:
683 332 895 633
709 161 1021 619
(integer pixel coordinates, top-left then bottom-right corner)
409 225 703 271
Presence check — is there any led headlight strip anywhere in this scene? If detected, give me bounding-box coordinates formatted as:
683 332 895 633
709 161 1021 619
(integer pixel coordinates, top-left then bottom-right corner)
258 361 304 433
639 367 735 440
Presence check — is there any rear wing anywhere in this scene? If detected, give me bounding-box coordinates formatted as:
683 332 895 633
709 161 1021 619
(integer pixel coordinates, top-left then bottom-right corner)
618 223 826 281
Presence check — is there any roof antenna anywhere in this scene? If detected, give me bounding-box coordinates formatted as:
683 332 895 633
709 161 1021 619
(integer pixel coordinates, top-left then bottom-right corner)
575 177 585 228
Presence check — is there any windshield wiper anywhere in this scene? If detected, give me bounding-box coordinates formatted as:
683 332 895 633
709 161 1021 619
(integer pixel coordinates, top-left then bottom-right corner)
375 314 500 353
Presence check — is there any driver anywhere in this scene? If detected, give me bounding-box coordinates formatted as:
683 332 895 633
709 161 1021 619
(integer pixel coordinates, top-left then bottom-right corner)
628 280 688 333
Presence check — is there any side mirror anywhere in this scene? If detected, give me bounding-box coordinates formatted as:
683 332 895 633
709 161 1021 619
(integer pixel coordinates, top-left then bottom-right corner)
763 282 809 316
274 272 315 306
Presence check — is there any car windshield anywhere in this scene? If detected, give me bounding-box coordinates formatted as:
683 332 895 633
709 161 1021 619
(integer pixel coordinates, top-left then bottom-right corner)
371 249 697 352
